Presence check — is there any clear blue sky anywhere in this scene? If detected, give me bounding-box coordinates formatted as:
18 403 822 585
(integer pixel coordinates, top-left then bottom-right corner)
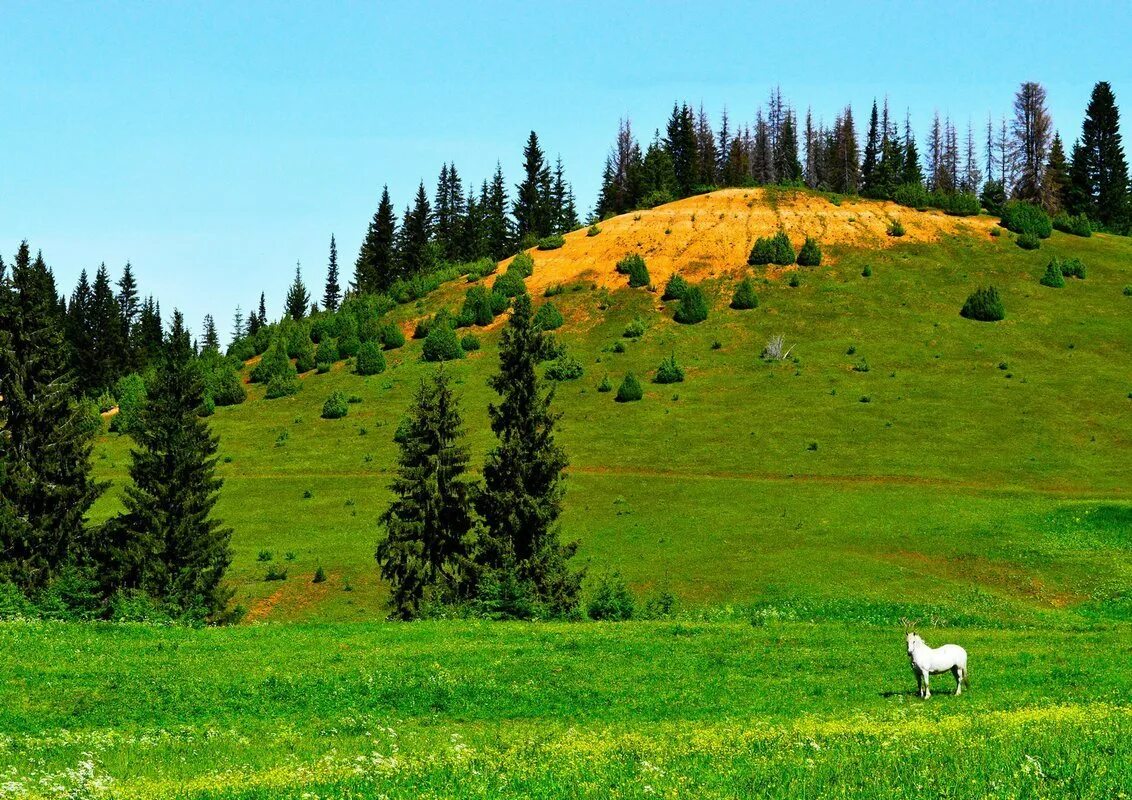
3 1 1130 342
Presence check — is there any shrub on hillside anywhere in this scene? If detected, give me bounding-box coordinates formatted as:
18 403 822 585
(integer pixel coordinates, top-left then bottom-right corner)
615 373 643 402
771 230 795 265
587 224 602 237
623 316 646 339
616 254 650 287
597 374 613 392
1060 257 1086 279
283 321 312 359
748 236 776 265
674 285 709 324
294 337 317 373
1001 200 1052 238
1052 211 1092 237
893 182 930 210
1016 232 1041 250
109 372 147 434
662 274 689 301
887 219 906 237
534 301 564 331
201 355 246 407
536 234 565 250
587 573 635 621
980 180 1007 216
493 270 527 299
265 373 301 399
460 333 481 352
250 338 295 384
227 337 256 363
378 323 404 350
355 341 387 375
508 251 535 278
337 332 361 358
459 285 497 327
422 321 464 362
938 191 981 216
796 236 822 267
465 257 497 283
653 353 685 384
960 286 1005 322
1040 260 1065 288
545 354 584 381
321 391 349 419
730 277 759 309
315 338 340 366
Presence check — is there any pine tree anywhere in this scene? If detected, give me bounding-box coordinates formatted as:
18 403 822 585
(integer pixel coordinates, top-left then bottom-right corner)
117 262 140 334
461 184 488 261
90 263 127 391
323 234 341 312
355 186 398 293
66 269 95 390
475 294 580 616
1045 133 1069 214
778 110 803 184
485 163 513 261
752 110 772 185
136 297 164 366
1010 81 1053 205
695 103 718 187
284 262 310 320
0 242 104 592
201 314 219 352
550 156 576 234
231 306 245 343
397 182 435 277
902 113 925 186
665 103 700 197
375 369 477 619
861 100 881 195
258 293 267 327
1070 81 1131 229
514 132 552 241
115 310 232 618
963 121 982 194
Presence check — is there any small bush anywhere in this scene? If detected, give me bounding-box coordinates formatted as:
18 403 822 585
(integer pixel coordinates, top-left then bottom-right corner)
508 251 535 278
788 272 801 288
623 316 646 339
674 285 708 324
587 573 635 621
534 301 564 331
312 566 327 584
611 340 627 353
265 566 288 581
1001 200 1052 238
938 191 981 216
886 219 906 237
422 322 464 362
748 236 775 265
597 375 613 392
662 274 689 301
587 224 602 237
459 285 497 327
315 338 340 366
654 353 685 384
1123 285 1132 297
257 549 273 562
1039 260 1065 288
378 322 405 350
545 354 584 381
110 372 147 434
355 341 387 375
617 253 650 287
322 391 349 419
730 277 758 310
893 182 929 210
1060 258 1086 279
1016 232 1041 250
771 230 795 264
796 236 822 267
493 270 527 298
960 285 1005 322
338 333 361 357
460 333 481 352
989 226 1001 237
1052 211 1092 237
536 234 565 250
265 374 300 399
862 264 873 278
980 180 1006 216
615 373 643 402
250 338 295 384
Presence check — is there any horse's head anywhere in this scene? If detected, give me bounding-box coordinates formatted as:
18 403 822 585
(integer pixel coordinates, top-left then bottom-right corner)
905 631 922 654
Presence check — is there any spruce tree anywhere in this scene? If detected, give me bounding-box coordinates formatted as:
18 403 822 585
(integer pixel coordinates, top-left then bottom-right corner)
323 234 341 312
231 306 245 343
1045 134 1069 215
0 243 104 592
257 293 268 327
485 163 513 260
135 297 164 367
1010 82 1053 205
355 186 398 293
66 269 95 391
284 262 310 320
201 314 219 352
514 132 552 241
115 311 232 618
90 263 127 391
665 103 699 196
375 369 477 619
1070 81 1131 229
397 182 434 278
475 294 580 616
861 100 881 195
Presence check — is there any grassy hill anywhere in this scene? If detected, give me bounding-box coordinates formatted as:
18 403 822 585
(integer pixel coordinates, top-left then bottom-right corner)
88 188 1132 624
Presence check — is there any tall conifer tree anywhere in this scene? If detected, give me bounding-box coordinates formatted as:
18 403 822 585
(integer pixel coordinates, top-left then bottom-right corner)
323 234 341 312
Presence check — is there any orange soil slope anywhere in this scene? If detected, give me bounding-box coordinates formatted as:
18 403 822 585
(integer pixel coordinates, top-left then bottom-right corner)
504 188 995 291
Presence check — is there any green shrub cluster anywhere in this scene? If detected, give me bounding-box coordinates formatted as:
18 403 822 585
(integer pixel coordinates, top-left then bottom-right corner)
201 354 246 408
315 338 340 368
960 285 1005 322
492 270 527 299
796 236 822 266
1001 201 1052 238
534 301 564 331
250 338 296 384
730 277 758 309
654 353 684 384
1059 257 1086 279
587 573 635 620
662 274 688 301
460 333 481 352
616 254 650 287
508 251 535 278
536 234 565 250
1016 232 1041 250
109 372 148 434
623 316 646 338
587 224 602 237
674 285 709 324
355 341 387 375
749 230 794 265
321 391 349 419
422 321 464 362
1040 260 1065 288
378 322 405 350
459 285 498 327
545 354 584 381
892 183 980 216
1053 212 1092 237
615 373 643 402
265 373 301 399
886 219 906 237
980 180 1006 216
293 337 316 373
597 375 613 392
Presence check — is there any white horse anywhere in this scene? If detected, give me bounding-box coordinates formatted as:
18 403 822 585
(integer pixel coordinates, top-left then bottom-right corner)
906 632 968 699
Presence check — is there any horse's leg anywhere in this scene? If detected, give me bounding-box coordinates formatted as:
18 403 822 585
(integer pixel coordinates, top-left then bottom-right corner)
953 666 962 695
922 670 931 699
